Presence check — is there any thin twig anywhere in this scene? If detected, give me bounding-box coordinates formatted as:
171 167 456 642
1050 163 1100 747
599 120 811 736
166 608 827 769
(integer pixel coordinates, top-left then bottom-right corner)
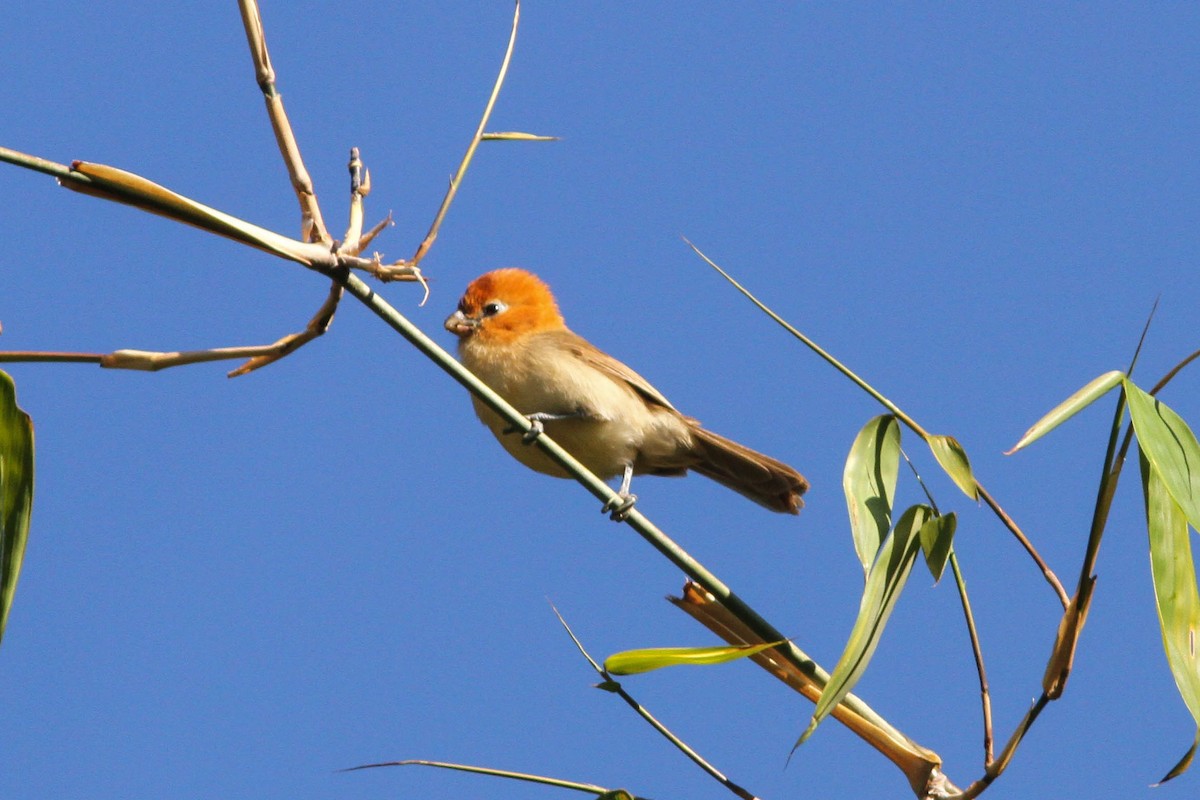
950 553 993 765
1148 346 1200 396
230 0 350 375
900 450 994 765
960 694 1051 799
977 486 1067 608
342 759 636 799
0 333 327 374
227 280 343 377
408 0 521 267
551 605 760 800
689 239 1068 609
238 0 329 244
1065 300 1154 600
359 211 394 251
0 352 106 365
688 239 927 437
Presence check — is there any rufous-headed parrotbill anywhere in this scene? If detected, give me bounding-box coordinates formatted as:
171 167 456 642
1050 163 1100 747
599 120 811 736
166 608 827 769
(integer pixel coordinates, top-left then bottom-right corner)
444 268 808 518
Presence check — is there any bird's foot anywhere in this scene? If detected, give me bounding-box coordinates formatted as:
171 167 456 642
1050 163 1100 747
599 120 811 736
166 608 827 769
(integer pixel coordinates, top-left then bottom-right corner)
502 417 545 445
519 418 545 444
602 492 638 522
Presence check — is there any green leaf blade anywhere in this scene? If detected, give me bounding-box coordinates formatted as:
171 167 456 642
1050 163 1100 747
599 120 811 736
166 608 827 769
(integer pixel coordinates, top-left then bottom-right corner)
1127 379 1200 531
603 642 782 676
927 435 978 500
843 415 901 577
919 512 957 583
1006 370 1125 454
1141 449 1200 780
0 370 35 646
795 505 929 749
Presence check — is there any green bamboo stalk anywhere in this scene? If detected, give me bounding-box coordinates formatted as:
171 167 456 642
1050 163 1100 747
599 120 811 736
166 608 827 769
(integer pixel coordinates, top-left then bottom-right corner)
333 269 924 760
0 147 78 181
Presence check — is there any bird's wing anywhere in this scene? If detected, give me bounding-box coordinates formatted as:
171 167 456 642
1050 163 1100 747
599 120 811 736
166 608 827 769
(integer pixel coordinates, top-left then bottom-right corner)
543 329 680 412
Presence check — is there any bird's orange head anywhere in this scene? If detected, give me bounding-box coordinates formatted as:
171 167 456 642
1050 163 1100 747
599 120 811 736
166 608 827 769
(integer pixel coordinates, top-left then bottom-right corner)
444 268 566 344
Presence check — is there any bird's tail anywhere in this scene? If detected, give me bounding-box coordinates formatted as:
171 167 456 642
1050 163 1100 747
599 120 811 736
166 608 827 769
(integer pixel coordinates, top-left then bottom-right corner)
688 426 808 514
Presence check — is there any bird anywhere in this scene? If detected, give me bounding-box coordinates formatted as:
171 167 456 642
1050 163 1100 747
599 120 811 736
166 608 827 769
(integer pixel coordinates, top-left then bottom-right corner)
444 268 808 519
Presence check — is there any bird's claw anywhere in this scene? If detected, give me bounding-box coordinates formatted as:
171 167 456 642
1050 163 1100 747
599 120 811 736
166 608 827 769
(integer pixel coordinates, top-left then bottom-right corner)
502 417 545 445
521 418 545 444
602 492 637 522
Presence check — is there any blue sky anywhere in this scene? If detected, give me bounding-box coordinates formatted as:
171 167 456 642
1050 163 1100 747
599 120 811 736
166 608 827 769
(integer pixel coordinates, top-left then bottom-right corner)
3 3 1200 798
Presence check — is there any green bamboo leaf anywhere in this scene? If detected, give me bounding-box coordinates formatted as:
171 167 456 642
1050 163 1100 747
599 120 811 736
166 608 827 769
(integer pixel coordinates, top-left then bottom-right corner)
795 505 928 749
603 642 782 676
0 369 35 646
1006 370 1125 454
927 435 977 500
843 415 901 577
919 512 956 583
482 131 560 141
1141 450 1200 780
1127 379 1200 531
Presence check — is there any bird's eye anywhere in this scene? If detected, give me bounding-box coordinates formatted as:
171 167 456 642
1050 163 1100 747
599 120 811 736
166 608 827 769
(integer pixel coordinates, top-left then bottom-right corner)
482 300 507 317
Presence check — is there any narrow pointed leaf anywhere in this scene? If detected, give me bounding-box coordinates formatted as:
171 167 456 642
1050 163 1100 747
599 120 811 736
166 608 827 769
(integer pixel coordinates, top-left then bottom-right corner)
1006 370 1125 454
342 759 619 797
795 505 929 748
918 512 956 583
482 131 560 141
603 642 783 676
0 370 35 645
1127 379 1200 532
844 415 901 576
927 435 978 500
1141 450 1200 779
1155 729 1200 786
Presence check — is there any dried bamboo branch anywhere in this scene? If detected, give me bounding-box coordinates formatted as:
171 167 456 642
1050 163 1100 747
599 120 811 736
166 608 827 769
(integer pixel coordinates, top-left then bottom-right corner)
0 149 418 375
238 0 329 245
407 0 521 269
670 582 958 799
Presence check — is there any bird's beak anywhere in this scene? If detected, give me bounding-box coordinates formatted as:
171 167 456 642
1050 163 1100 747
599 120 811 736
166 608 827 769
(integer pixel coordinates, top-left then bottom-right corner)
444 309 479 337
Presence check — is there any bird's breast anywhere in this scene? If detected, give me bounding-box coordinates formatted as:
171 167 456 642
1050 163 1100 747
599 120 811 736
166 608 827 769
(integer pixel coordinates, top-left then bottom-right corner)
459 333 692 480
